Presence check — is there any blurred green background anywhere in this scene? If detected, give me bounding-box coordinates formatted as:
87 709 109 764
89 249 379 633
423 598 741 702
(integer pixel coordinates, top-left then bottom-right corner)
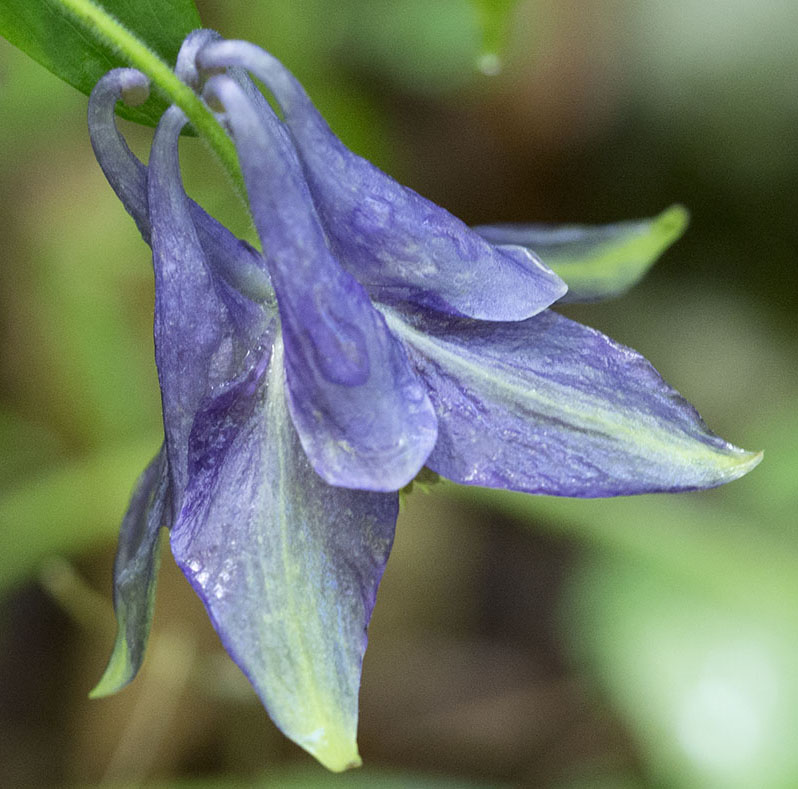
1 1 796 786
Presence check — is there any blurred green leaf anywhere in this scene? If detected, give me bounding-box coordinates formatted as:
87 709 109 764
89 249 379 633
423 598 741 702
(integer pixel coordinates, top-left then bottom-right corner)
0 0 201 126
0 434 159 595
564 556 798 787
475 205 689 302
471 0 517 74
720 404 798 533
0 410 63 488
444 477 797 619
24 167 162 448
337 0 482 95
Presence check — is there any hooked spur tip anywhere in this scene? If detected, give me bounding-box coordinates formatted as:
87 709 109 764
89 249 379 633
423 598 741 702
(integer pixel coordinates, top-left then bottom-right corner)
176 29 222 88
201 75 230 113
118 69 150 107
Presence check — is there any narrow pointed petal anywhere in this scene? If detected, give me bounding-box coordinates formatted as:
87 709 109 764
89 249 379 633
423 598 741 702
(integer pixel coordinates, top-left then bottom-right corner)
148 106 240 502
197 41 567 320
171 336 396 771
88 69 273 306
91 447 169 697
385 308 762 496
474 205 690 303
205 76 437 491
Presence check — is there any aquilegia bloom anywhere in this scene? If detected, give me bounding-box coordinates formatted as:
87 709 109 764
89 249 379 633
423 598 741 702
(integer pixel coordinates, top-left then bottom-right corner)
89 31 761 771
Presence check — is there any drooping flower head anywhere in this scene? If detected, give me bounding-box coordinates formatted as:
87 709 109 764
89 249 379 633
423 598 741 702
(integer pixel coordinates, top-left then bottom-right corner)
90 32 761 772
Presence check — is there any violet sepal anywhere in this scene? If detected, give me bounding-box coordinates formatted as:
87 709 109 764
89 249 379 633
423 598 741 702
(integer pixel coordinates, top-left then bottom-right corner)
384 307 762 496
474 205 690 303
196 40 568 321
204 74 438 491
171 335 396 771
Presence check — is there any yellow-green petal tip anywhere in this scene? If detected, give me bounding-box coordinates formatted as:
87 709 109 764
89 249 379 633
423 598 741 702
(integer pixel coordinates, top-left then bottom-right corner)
299 728 362 772
88 631 133 699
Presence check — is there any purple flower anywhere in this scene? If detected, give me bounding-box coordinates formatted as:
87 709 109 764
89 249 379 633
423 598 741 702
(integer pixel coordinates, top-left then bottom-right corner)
90 33 761 771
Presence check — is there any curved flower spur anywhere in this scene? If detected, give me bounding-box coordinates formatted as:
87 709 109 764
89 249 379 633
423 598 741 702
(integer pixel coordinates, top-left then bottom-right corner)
89 32 761 772
197 39 568 321
86 57 274 699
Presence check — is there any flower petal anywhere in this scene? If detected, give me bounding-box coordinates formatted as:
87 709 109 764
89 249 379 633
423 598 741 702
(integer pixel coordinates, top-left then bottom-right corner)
473 205 689 303
197 41 567 320
384 308 762 496
204 75 437 491
149 105 258 502
90 447 169 697
88 68 273 306
171 335 396 771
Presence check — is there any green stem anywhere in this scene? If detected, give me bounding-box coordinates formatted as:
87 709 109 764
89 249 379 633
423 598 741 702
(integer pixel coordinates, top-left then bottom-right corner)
54 0 242 190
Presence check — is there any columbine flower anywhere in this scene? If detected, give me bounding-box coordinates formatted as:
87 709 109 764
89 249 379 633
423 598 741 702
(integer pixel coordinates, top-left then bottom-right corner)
90 32 761 772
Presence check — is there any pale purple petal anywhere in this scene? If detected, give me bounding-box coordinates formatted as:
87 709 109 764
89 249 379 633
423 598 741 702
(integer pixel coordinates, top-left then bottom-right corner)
148 106 245 503
204 75 437 491
384 308 762 496
197 41 567 321
474 205 690 303
171 335 396 770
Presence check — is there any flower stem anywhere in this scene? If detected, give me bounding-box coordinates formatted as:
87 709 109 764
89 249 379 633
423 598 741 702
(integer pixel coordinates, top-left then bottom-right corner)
54 0 243 191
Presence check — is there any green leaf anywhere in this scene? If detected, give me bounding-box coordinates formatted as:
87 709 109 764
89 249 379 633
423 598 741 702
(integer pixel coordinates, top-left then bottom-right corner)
0 0 201 126
474 204 689 302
